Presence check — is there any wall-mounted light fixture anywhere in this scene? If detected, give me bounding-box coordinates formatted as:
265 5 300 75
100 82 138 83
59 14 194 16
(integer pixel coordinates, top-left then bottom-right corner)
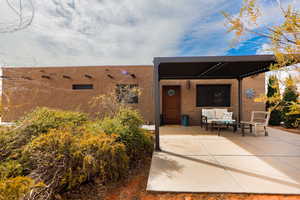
186 80 191 89
84 74 93 79
62 75 71 79
41 75 51 79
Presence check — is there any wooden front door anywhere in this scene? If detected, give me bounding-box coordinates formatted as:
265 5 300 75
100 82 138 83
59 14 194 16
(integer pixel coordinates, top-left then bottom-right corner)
162 86 181 124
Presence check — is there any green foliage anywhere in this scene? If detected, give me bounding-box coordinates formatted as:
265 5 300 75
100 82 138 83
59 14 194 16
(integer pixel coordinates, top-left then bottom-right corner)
24 129 129 199
18 107 88 135
269 110 283 126
0 161 23 180
282 77 299 103
0 107 88 161
282 76 299 128
266 75 281 107
266 75 282 125
101 108 153 166
117 108 144 132
0 107 153 199
0 176 42 200
285 102 300 128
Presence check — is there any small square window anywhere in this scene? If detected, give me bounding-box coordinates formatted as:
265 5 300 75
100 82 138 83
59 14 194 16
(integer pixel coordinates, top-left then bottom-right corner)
72 84 93 90
116 84 139 104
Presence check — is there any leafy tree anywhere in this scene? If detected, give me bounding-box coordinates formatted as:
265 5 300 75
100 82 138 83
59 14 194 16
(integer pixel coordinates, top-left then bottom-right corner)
223 0 300 127
282 76 299 128
223 0 300 70
266 75 282 125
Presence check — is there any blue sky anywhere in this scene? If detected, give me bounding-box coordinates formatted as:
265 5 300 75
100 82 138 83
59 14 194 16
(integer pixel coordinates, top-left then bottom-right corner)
0 0 299 66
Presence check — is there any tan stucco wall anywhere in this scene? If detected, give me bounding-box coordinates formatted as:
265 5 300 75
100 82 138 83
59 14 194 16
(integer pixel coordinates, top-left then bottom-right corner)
160 73 266 124
2 66 265 124
2 66 154 123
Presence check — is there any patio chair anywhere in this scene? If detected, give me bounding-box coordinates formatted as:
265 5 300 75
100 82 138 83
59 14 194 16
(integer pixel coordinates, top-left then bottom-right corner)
240 111 270 136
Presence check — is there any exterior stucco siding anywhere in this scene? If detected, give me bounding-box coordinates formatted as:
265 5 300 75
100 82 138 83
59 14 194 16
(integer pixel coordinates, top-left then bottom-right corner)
2 66 265 124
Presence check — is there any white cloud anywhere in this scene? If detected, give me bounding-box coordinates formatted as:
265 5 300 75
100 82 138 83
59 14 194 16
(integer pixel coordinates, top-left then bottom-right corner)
0 0 232 66
256 43 272 54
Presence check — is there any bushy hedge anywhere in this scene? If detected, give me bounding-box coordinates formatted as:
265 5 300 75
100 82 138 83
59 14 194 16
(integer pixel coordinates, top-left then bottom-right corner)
0 107 153 200
0 176 43 200
24 130 129 199
0 107 88 161
282 78 299 128
266 75 282 125
100 108 153 166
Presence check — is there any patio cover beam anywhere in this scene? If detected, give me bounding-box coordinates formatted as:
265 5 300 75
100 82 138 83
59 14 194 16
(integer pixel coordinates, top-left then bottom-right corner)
197 62 225 77
154 60 161 151
238 77 243 123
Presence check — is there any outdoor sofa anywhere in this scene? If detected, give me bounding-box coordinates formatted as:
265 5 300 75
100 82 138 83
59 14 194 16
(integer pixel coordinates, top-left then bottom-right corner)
200 108 237 132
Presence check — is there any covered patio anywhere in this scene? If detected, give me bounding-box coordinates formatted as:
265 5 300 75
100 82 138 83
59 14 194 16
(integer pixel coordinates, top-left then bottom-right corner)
153 55 276 151
148 55 300 194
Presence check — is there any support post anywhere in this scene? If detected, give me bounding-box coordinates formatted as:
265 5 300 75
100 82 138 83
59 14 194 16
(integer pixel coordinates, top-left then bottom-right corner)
154 61 161 151
238 78 243 124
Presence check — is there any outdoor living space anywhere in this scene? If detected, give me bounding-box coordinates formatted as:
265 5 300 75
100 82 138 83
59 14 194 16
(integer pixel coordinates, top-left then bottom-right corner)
147 126 300 194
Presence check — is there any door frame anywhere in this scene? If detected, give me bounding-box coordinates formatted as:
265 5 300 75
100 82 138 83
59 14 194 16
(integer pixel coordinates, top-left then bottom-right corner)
162 85 181 124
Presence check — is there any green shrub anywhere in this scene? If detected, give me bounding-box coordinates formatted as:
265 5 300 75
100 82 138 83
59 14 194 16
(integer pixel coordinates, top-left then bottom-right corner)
0 107 153 199
101 108 153 166
18 107 88 135
0 176 42 200
266 75 282 125
24 129 129 199
286 103 300 128
269 110 283 125
116 108 144 132
282 76 299 128
0 107 88 161
0 160 23 180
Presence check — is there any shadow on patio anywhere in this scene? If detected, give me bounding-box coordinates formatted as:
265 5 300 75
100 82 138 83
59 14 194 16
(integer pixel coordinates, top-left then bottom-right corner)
147 125 300 194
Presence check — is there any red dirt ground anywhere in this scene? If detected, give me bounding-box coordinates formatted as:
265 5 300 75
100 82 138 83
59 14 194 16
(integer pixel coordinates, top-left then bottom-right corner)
62 158 300 200
104 167 300 200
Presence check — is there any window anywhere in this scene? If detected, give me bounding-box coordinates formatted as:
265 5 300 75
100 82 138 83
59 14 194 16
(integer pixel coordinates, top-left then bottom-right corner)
72 84 93 90
116 84 139 104
196 84 231 107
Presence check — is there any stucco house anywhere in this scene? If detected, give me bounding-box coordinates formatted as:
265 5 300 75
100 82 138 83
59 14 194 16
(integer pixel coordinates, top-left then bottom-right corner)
1 56 268 124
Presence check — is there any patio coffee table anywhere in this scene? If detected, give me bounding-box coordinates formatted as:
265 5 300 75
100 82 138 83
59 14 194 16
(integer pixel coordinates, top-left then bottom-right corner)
211 119 237 136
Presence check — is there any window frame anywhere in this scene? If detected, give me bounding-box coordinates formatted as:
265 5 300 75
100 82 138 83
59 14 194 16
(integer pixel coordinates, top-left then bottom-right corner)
116 84 139 104
72 84 94 90
196 84 231 107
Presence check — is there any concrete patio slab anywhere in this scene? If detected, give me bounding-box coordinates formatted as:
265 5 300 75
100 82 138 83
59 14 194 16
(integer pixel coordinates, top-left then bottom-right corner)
216 156 300 194
147 152 244 193
160 137 208 155
147 126 300 194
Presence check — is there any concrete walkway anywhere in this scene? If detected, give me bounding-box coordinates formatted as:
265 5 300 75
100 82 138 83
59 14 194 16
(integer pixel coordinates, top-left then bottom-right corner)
147 126 300 194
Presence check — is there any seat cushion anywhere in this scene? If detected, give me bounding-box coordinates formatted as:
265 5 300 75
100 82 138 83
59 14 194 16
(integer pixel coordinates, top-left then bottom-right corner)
222 112 233 120
215 109 228 119
202 109 216 119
